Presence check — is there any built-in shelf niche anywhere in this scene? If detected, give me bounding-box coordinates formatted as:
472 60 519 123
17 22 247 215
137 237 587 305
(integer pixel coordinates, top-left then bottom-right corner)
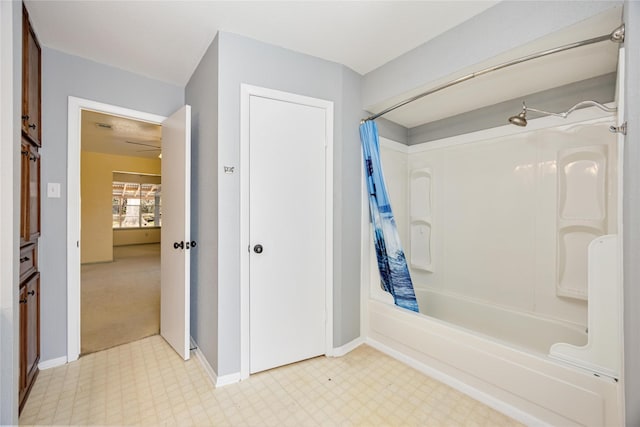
409 168 433 272
556 145 607 300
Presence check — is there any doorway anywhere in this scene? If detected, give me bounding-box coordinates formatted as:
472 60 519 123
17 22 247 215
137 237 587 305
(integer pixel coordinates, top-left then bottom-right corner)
240 85 334 378
78 108 163 355
67 97 191 362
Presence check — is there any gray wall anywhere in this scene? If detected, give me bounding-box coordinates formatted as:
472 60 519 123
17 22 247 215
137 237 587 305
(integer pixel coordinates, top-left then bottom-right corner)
623 3 640 425
335 66 364 345
0 2 22 423
376 117 408 144
40 48 184 361
185 36 219 373
363 1 622 111
408 73 617 144
211 32 362 375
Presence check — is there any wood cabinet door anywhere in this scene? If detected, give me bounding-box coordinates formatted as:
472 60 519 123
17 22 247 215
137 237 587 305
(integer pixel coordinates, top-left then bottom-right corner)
25 273 40 389
20 142 40 244
18 285 28 397
18 272 40 411
21 5 41 146
20 141 30 245
27 145 41 242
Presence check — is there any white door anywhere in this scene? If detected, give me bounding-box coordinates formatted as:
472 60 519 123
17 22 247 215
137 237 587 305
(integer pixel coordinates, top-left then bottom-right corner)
249 95 327 373
160 105 191 360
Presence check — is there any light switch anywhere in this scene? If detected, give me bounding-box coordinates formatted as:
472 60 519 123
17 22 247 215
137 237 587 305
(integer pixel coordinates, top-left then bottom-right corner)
47 182 61 198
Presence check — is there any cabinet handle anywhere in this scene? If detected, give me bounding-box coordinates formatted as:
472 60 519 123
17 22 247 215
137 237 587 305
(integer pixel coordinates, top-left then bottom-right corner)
20 256 30 263
29 154 37 161
19 298 27 304
28 290 35 296
21 150 29 156
28 123 37 130
21 115 29 121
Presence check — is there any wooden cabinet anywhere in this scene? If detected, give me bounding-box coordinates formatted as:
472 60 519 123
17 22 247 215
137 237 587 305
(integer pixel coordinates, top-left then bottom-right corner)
19 3 41 414
21 3 41 147
19 273 40 411
20 140 40 245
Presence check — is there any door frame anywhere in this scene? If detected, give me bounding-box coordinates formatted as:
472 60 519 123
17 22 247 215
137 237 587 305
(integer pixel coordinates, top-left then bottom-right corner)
239 84 334 379
66 96 166 362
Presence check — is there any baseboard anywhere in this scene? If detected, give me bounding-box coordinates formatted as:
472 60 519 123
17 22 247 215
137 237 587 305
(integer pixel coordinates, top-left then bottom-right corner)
332 337 364 357
38 356 67 370
190 337 241 388
365 337 548 427
215 372 242 387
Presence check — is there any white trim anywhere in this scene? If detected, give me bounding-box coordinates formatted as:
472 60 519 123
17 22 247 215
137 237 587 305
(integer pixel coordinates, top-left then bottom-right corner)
190 338 214 385
365 337 550 427
215 372 243 387
408 104 616 154
239 84 334 379
66 97 166 362
332 337 364 357
190 338 241 388
38 356 67 370
614 47 626 423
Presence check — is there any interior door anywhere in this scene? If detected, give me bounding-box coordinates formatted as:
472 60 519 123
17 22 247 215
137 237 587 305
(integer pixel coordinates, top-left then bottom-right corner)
249 95 327 374
160 105 191 360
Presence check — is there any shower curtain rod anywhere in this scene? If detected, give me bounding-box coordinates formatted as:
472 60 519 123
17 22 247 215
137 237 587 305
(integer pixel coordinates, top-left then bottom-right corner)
362 24 625 123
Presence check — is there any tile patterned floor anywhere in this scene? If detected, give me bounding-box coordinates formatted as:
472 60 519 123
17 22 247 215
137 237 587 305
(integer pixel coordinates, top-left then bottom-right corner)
20 335 523 426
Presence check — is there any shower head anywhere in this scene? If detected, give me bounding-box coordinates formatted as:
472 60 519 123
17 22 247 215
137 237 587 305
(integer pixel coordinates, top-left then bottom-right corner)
508 110 528 127
508 100 616 127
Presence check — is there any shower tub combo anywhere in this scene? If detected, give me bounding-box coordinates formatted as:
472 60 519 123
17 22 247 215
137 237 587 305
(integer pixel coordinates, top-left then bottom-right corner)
363 107 623 426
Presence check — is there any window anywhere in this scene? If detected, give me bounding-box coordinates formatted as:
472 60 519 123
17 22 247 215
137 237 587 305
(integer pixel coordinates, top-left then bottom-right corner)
112 178 161 229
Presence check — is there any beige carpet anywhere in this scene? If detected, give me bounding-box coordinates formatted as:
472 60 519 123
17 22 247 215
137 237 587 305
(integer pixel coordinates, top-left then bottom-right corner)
81 243 160 355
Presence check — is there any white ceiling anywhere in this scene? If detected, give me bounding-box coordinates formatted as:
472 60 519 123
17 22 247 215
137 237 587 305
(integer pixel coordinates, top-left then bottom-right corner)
24 0 498 86
28 0 623 142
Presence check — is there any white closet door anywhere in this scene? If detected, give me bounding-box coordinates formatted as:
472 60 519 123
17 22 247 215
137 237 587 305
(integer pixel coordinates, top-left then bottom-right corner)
249 95 327 373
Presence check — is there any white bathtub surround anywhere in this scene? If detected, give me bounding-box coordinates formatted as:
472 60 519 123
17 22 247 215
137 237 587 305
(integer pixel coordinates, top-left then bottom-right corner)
364 108 624 426
551 235 622 379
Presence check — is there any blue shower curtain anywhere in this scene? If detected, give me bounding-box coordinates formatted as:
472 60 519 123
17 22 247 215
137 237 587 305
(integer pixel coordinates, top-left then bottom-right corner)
360 120 419 312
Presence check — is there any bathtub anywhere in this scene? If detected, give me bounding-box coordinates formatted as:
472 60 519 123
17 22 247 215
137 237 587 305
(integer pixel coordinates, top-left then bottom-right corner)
414 289 587 355
365 297 621 427
363 111 623 426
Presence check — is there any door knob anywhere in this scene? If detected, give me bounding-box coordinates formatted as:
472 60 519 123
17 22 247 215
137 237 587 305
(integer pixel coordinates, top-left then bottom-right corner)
185 240 197 249
173 241 184 250
253 244 263 254
28 290 35 296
